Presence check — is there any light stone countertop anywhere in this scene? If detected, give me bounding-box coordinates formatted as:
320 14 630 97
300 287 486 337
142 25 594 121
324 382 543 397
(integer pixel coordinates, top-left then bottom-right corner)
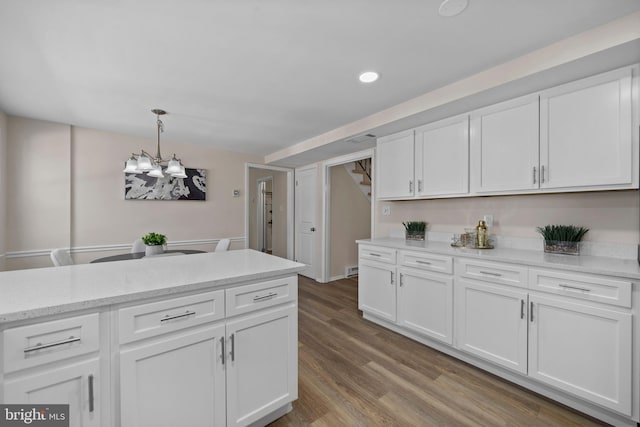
358 238 640 280
0 249 305 324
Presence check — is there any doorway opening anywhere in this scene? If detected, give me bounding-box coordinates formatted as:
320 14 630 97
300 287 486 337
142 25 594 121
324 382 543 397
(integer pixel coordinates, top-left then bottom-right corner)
256 177 273 253
245 164 294 260
322 149 374 282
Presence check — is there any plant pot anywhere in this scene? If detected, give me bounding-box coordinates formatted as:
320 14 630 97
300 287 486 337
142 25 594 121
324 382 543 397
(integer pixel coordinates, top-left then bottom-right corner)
405 231 425 241
145 244 164 256
543 240 580 255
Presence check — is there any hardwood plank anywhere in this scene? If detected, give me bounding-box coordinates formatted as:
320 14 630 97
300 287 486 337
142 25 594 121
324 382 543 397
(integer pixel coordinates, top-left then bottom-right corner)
269 275 609 426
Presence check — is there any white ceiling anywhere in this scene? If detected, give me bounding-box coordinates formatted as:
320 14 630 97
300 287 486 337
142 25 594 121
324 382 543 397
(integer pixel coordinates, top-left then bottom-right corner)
1 1 639 166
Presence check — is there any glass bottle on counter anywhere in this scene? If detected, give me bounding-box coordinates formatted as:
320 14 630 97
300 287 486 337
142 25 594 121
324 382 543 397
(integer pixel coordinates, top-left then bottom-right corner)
476 220 488 248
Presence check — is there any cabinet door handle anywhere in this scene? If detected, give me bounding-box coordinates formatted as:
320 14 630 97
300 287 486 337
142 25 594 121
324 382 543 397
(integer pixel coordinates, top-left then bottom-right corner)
160 310 196 323
23 336 81 353
399 273 403 287
520 300 525 319
530 301 534 322
390 271 394 285
532 166 537 184
479 270 502 277
253 292 278 302
220 337 225 365
559 283 591 293
541 165 545 184
88 374 95 413
230 334 235 362
409 180 414 193
418 180 423 193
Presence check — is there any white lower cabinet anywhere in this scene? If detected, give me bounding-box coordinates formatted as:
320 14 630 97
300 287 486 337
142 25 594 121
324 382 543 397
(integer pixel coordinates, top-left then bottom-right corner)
118 276 298 427
4 358 102 427
398 268 452 344
119 325 227 427
226 305 297 427
358 242 638 425
528 294 632 415
2 313 105 427
358 259 397 322
455 278 528 374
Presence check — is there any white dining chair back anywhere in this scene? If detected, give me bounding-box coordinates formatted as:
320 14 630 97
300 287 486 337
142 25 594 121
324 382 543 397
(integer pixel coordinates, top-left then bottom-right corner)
131 238 146 253
215 238 230 252
50 249 74 266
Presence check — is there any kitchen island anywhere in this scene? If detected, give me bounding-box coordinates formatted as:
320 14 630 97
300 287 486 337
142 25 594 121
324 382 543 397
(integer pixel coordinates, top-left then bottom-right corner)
0 249 305 427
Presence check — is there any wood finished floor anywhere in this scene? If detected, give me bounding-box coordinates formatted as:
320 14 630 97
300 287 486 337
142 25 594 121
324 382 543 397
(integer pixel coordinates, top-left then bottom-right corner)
269 275 608 427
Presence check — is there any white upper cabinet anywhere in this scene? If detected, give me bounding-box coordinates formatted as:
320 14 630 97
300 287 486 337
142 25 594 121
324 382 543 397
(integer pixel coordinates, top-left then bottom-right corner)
539 67 637 190
376 130 415 199
415 115 469 197
470 95 540 194
376 65 638 200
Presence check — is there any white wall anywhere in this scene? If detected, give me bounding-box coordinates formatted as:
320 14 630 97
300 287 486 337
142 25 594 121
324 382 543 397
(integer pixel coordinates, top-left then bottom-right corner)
5 115 262 269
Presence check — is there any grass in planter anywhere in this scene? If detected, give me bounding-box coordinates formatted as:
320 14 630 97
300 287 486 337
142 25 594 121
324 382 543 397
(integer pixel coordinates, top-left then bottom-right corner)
402 221 427 232
536 225 589 242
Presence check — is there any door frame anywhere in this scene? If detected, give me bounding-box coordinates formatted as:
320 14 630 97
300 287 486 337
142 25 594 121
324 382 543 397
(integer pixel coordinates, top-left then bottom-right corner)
244 163 294 260
321 148 375 283
256 176 273 252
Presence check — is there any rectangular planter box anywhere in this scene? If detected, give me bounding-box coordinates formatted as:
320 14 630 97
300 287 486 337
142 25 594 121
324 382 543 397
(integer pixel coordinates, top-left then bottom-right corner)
544 240 580 255
405 231 425 241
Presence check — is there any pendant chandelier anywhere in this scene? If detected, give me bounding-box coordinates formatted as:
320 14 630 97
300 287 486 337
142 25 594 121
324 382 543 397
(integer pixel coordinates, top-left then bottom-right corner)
123 109 186 178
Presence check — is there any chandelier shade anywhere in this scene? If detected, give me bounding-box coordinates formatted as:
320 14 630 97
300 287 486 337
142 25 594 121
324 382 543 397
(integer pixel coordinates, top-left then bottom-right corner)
123 109 186 178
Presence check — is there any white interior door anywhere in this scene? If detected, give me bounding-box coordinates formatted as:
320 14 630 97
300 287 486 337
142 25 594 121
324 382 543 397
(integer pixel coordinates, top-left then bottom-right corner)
295 166 317 279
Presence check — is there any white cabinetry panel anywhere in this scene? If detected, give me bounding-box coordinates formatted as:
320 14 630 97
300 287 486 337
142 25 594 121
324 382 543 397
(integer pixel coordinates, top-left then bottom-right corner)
455 278 528 374
358 259 396 322
470 95 539 194
398 268 453 344
415 115 469 197
529 294 632 415
540 67 635 190
376 130 415 199
120 325 227 427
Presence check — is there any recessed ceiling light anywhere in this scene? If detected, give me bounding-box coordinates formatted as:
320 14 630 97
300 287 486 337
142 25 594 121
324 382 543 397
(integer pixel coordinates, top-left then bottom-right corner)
438 0 468 17
359 71 379 83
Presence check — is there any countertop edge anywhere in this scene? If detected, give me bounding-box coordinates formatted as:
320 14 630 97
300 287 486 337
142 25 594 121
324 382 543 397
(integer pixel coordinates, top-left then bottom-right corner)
357 238 640 280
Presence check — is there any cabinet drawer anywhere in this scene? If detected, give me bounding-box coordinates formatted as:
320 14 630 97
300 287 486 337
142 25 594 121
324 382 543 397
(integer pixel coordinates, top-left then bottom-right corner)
359 245 396 264
399 250 453 274
118 289 225 344
225 276 297 317
3 313 100 373
456 258 527 288
529 268 632 308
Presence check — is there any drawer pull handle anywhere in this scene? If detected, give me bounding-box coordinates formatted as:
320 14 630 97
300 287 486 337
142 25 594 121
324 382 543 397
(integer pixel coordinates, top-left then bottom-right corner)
253 292 278 302
220 337 225 365
559 284 591 293
160 310 196 323
369 253 382 257
88 374 95 413
230 333 235 362
415 260 432 265
479 270 502 277
24 336 81 353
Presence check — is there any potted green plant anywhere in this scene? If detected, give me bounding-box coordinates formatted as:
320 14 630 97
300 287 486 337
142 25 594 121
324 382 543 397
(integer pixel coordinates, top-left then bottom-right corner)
536 225 589 255
141 232 167 256
403 221 427 241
